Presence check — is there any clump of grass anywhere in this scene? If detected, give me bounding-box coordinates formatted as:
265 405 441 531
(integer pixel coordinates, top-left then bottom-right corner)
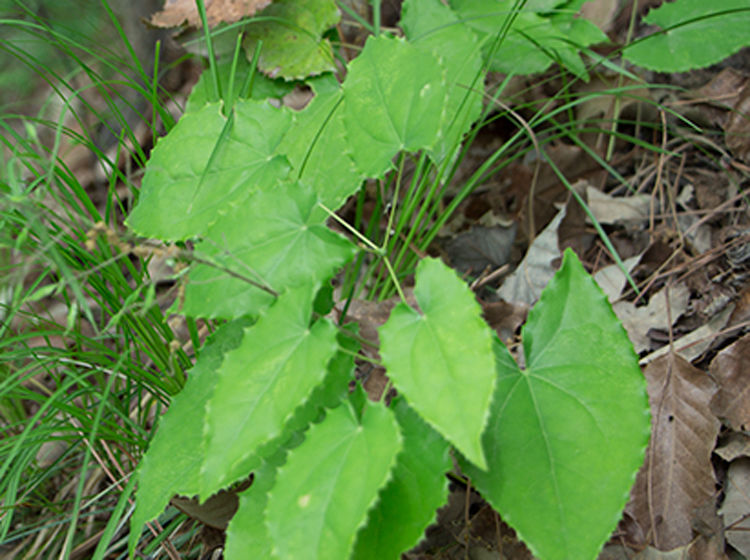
0 2 200 557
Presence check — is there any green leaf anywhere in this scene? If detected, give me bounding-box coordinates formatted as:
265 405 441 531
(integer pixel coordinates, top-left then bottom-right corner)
379 257 495 469
461 249 650 560
129 319 250 556
351 397 451 560
126 100 291 240
224 442 289 560
223 330 358 559
277 84 366 209
243 0 340 80
342 35 448 177
200 285 340 498
624 0 750 72
400 0 486 164
185 56 295 114
182 180 356 319
448 0 606 77
265 401 401 560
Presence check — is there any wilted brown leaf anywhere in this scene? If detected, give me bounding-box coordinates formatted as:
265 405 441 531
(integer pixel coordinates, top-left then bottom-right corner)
150 0 273 28
627 354 720 550
710 333 750 431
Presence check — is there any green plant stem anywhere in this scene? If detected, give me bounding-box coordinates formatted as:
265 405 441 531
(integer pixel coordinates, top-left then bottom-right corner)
195 0 222 102
241 40 263 98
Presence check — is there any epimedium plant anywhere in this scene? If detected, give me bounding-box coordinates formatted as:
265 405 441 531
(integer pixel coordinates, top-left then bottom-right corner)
122 0 667 559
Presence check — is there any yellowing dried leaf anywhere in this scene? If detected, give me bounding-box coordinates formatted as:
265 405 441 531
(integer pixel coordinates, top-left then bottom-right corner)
150 0 273 28
710 333 750 431
627 354 720 550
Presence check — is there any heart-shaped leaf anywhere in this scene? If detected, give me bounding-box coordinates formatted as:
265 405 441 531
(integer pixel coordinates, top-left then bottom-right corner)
126 100 291 240
461 248 650 560
200 285 339 498
342 35 447 177
624 0 750 72
265 401 401 560
351 397 451 559
129 319 250 555
182 181 356 319
242 0 340 80
400 0 485 164
277 80 366 210
379 257 496 469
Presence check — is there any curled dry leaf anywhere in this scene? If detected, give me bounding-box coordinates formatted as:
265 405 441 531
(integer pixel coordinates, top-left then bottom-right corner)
640 304 734 367
150 0 273 29
710 333 750 431
627 354 721 550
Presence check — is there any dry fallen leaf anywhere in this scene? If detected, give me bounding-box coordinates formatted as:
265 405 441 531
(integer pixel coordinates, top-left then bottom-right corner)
640 304 734 366
586 186 651 225
709 333 750 431
718 458 750 558
171 476 252 529
442 224 515 276
714 432 750 462
578 0 618 34
724 81 750 163
613 284 690 355
150 0 273 28
593 255 641 303
627 353 720 550
497 206 565 306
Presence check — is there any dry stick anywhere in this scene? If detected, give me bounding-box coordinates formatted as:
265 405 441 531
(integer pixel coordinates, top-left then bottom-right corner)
606 0 641 162
470 263 510 291
494 511 503 558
